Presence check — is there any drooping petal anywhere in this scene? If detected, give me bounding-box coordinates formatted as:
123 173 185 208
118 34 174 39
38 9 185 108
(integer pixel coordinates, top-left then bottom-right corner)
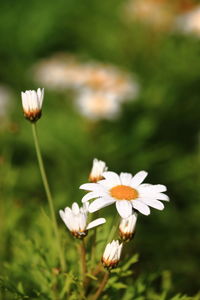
130 171 148 187
81 191 105 203
141 199 164 210
155 193 169 201
79 183 98 191
131 200 150 215
89 197 115 213
86 218 106 230
116 200 132 218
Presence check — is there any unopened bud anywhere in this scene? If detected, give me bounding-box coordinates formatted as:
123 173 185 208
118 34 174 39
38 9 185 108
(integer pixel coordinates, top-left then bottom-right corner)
21 88 44 122
101 240 123 270
89 158 108 183
119 212 137 241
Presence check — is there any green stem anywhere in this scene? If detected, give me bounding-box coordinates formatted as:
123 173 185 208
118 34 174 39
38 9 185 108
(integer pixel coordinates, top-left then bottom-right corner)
90 272 109 300
80 239 87 286
31 123 66 271
106 214 120 244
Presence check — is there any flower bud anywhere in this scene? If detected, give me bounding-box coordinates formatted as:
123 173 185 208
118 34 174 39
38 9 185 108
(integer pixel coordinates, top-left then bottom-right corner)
89 158 108 183
101 240 123 269
21 88 44 122
119 212 137 241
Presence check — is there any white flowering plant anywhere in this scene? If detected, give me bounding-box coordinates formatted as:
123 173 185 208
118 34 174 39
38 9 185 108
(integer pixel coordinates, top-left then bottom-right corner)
2 86 199 300
0 90 173 300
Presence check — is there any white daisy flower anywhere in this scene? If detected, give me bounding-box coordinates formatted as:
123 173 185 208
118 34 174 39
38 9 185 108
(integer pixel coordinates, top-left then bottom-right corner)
89 158 108 183
59 202 106 239
21 88 44 122
80 171 169 218
102 240 123 269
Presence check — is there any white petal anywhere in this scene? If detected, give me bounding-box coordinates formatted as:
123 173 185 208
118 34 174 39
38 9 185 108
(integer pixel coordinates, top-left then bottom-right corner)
118 243 123 259
98 179 115 189
141 199 164 210
138 188 169 202
89 197 115 213
130 171 148 187
102 171 121 186
120 173 133 185
81 190 106 203
116 200 132 218
59 210 65 221
21 92 29 111
156 193 169 201
83 202 89 211
86 218 106 230
138 184 167 193
72 202 79 215
79 183 98 191
131 200 150 215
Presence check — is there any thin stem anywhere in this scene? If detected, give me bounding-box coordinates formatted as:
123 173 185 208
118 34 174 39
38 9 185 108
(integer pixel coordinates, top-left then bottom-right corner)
80 239 87 286
106 214 120 244
90 228 97 267
90 211 99 270
90 272 109 300
31 123 66 271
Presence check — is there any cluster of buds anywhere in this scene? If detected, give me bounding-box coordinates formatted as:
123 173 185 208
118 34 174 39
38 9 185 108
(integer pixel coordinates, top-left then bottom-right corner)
102 240 123 270
21 88 44 122
59 202 106 239
119 212 138 242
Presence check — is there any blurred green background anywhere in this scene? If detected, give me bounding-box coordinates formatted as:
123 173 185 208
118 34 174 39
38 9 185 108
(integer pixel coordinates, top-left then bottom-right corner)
0 0 200 298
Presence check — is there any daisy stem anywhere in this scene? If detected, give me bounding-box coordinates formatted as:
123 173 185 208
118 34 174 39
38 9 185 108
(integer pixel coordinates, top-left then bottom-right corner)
106 214 120 244
31 123 66 272
80 239 87 286
90 211 99 268
90 271 109 300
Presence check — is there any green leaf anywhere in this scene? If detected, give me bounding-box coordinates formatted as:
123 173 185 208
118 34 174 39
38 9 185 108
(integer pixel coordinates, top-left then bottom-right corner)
112 282 127 290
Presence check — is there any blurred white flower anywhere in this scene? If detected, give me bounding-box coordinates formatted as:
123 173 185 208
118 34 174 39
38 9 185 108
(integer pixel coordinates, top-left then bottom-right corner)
119 212 137 241
76 89 121 120
175 5 200 36
80 171 169 218
102 240 123 269
21 88 44 122
33 54 87 90
123 0 173 30
59 202 106 239
89 158 108 183
81 63 139 101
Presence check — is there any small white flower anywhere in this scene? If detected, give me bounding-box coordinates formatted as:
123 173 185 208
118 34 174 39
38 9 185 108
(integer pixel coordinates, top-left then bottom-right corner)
119 212 137 241
102 240 123 269
80 171 169 218
21 88 44 122
89 158 108 183
59 202 106 239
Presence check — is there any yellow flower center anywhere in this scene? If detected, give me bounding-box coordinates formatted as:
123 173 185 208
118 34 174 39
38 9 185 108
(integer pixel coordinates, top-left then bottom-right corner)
110 185 138 201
